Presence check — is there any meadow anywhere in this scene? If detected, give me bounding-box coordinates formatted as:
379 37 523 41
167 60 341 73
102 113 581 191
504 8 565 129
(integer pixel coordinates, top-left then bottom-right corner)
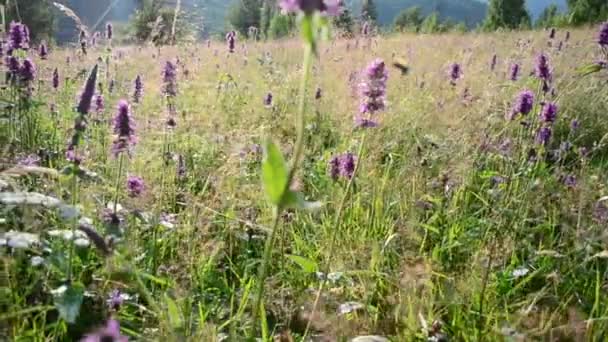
1 19 608 341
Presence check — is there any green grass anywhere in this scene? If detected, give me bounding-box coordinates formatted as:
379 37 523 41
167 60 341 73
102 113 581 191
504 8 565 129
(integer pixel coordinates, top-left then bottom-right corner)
1 26 608 341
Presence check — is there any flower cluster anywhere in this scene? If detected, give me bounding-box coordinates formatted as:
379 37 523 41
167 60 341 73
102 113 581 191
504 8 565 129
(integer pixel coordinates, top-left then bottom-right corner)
111 100 137 157
536 102 558 145
509 63 520 81
329 152 356 180
508 90 534 120
8 21 29 52
162 61 178 97
133 75 144 103
126 176 145 197
39 41 48 60
535 53 552 92
356 58 388 127
226 31 236 53
449 63 461 85
598 21 608 46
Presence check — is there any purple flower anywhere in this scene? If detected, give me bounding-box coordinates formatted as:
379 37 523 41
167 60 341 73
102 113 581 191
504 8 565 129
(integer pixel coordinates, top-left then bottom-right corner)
80 319 128 342
19 58 36 82
8 21 29 51
565 31 570 41
356 58 388 127
509 90 534 120
17 154 40 166
535 53 552 81
509 63 520 81
329 152 357 180
177 154 187 180
109 79 115 94
449 63 461 85
94 93 105 114
280 0 341 16
549 28 556 39
6 55 20 76
162 61 178 97
563 174 576 188
39 41 48 59
126 175 145 197
362 21 370 36
111 100 137 157
540 102 558 123
598 22 608 46
77 65 98 115
227 31 236 53
107 289 125 310
570 119 579 132
133 75 143 103
51 68 59 89
264 92 273 107
106 23 113 40
536 126 552 145
315 87 322 100
490 54 497 71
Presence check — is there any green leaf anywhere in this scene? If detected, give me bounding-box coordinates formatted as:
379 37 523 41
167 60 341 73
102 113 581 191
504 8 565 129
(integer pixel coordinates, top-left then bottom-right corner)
165 294 183 330
53 283 84 324
578 63 603 76
283 191 322 211
286 255 318 273
261 141 288 205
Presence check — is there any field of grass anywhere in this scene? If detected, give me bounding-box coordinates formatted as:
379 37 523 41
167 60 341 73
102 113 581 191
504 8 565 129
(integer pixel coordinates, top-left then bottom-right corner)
2 22 608 341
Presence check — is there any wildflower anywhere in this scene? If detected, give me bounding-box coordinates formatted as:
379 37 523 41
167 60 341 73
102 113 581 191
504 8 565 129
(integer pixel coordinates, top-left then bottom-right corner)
106 290 128 310
549 28 556 39
176 154 186 180
133 75 143 103
8 21 29 51
80 319 128 342
509 63 519 81
106 23 113 40
111 100 136 157
536 126 552 145
162 61 178 97
563 174 576 188
535 53 552 81
565 31 570 41
593 199 608 224
19 58 36 82
227 31 236 53
570 119 579 132
362 21 370 36
449 63 461 85
94 94 105 114
315 87 322 100
508 90 534 120
109 79 115 94
264 92 273 107
490 54 497 71
77 65 98 115
39 41 48 59
540 102 558 123
598 21 608 46
52 68 59 89
17 154 40 166
6 56 20 78
356 58 388 127
329 152 357 180
126 176 144 197
279 0 341 15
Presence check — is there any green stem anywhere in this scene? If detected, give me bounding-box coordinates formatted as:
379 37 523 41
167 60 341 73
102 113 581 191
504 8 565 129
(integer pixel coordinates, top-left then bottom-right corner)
66 159 79 282
113 154 124 213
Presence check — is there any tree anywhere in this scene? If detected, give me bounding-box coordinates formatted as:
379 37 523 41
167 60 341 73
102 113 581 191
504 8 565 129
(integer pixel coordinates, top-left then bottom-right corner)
131 0 196 45
5 0 56 42
334 6 355 36
536 4 560 28
360 0 378 23
567 0 608 25
227 0 263 35
393 6 423 32
259 0 274 39
268 13 294 39
420 12 441 33
483 0 531 30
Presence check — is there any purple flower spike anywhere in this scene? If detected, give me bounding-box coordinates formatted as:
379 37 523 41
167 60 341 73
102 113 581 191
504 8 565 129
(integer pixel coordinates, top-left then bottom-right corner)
19 58 36 82
6 56 20 75
280 0 341 16
133 75 143 103
315 87 322 100
329 152 357 180
126 175 145 197
449 63 461 85
107 289 125 310
52 68 60 90
111 100 137 157
356 58 388 127
77 65 98 115
536 126 552 145
162 61 178 97
227 31 236 53
540 102 558 123
94 93 105 114
39 41 48 59
549 28 556 39
508 90 534 120
80 319 128 342
264 92 273 107
598 22 608 46
8 21 29 51
535 53 552 81
509 63 520 81
490 54 497 71
106 23 113 40
329 155 340 180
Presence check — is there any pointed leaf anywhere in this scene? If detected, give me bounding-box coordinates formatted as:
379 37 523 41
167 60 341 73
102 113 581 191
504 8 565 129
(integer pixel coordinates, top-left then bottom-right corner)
53 283 84 324
283 191 322 211
286 254 318 273
165 294 183 330
261 141 288 205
